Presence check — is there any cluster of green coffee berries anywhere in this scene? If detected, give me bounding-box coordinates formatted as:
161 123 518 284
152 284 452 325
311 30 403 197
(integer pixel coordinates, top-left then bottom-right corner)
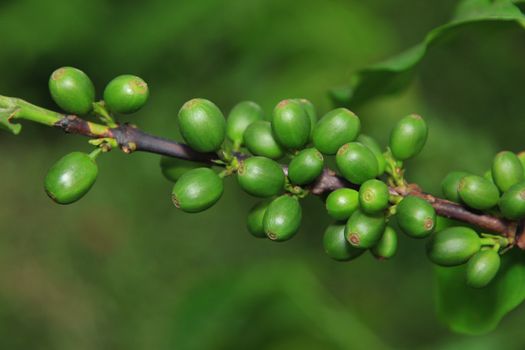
428 151 525 287
38 67 521 290
44 67 149 203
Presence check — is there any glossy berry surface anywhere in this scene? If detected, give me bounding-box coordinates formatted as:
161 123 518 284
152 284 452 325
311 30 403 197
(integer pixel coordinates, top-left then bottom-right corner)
491 151 524 193
458 175 499 210
345 210 385 249
396 196 436 238
426 227 481 266
359 179 389 214
247 200 270 238
323 224 365 261
44 152 98 204
288 148 324 185
313 108 360 155
237 157 284 197
263 195 302 241
389 114 428 160
498 181 525 220
49 67 95 115
441 171 468 203
178 98 226 152
466 249 501 288
226 101 264 147
271 99 311 150
336 142 378 185
357 134 386 176
243 121 284 159
371 226 398 260
325 188 359 221
103 74 149 114
171 168 223 213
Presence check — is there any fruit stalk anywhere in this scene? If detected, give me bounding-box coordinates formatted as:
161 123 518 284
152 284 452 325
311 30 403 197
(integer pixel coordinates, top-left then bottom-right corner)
3 94 523 247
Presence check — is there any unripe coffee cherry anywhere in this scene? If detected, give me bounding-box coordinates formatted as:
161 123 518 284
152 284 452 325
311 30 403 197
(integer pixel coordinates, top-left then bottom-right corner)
313 108 360 155
336 142 378 185
247 200 271 238
296 98 317 140
171 168 223 213
178 98 226 152
325 188 359 221
371 226 398 260
359 179 389 214
466 249 501 288
396 196 436 238
237 157 285 197
345 210 385 249
491 151 524 192
288 148 324 185
243 121 284 159
484 169 495 184
103 75 149 114
226 101 264 148
263 195 302 241
323 224 365 261
499 181 525 219
518 151 525 172
357 134 386 176
458 175 499 210
44 152 98 204
426 227 481 266
49 67 95 115
441 171 468 203
159 156 204 182
389 114 428 160
271 99 311 149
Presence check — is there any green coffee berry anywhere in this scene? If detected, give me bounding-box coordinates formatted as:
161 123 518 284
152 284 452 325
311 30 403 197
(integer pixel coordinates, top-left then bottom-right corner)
371 226 398 260
103 74 149 114
171 167 223 213
426 227 481 266
396 196 436 238
325 188 359 221
160 156 204 182
247 200 271 238
458 175 499 210
323 224 365 261
49 67 95 115
357 134 386 176
243 121 284 159
345 210 385 249
296 98 317 140
271 99 311 149
492 151 524 192
389 114 428 160
263 195 302 241
441 171 468 203
466 249 501 288
226 101 264 147
499 181 525 220
178 98 226 152
336 142 378 185
237 156 284 197
288 148 324 185
484 169 495 184
359 179 389 214
313 108 360 155
44 152 98 204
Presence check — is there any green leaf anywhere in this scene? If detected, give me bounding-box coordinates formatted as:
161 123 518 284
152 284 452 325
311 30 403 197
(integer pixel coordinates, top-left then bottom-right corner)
435 249 525 335
330 0 525 107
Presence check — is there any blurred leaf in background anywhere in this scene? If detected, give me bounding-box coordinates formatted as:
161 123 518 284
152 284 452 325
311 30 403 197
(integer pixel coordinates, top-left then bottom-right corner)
2 0 525 349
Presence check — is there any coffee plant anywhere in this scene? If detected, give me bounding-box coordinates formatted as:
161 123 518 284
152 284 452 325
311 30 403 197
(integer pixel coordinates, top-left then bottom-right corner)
2 0 525 336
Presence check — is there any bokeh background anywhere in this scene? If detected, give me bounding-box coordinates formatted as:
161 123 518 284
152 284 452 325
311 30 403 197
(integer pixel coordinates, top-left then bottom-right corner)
1 0 525 349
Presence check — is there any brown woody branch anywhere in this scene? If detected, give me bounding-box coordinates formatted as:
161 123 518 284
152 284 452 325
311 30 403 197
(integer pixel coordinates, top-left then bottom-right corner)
52 115 522 248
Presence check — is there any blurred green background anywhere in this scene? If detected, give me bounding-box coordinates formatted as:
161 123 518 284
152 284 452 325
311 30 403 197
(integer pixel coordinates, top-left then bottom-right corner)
1 0 525 349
